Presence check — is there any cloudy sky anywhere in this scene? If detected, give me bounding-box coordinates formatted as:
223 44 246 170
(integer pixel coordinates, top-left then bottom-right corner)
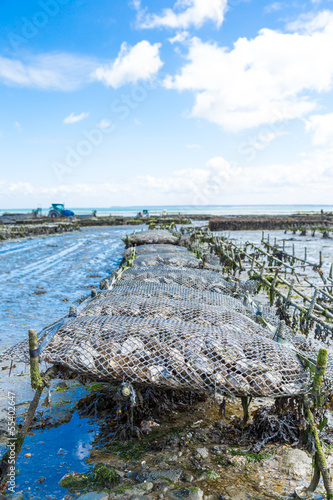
1 0 333 208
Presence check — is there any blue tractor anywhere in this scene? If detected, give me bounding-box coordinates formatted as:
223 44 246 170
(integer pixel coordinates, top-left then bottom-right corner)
48 204 75 219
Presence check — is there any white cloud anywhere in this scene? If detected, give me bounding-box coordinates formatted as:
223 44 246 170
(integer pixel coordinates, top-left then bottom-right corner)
136 156 242 204
135 0 227 29
306 112 333 145
14 121 22 132
264 2 284 14
63 112 89 124
92 41 163 88
186 143 201 148
168 31 190 44
0 53 96 91
96 119 112 129
0 156 240 206
2 148 333 206
164 11 333 132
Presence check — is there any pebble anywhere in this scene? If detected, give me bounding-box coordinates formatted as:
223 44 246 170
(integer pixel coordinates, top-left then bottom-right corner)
24 453 31 458
278 448 312 477
195 447 209 460
167 487 204 500
136 469 183 484
78 492 109 500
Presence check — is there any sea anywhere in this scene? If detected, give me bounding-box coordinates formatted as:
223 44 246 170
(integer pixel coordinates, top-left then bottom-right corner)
2 204 333 217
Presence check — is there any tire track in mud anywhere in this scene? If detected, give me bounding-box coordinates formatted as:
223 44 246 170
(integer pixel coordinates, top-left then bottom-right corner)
0 227 128 351
0 241 86 283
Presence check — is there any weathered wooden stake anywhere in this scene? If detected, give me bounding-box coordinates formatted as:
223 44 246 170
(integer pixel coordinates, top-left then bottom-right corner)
319 251 323 268
301 349 333 499
241 396 252 428
286 278 295 304
308 288 318 317
28 329 43 390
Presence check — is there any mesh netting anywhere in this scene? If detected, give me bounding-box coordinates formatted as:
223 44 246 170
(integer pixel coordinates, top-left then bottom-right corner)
79 294 267 335
124 244 189 258
105 282 253 313
124 230 179 247
132 253 202 269
118 265 257 295
42 315 311 397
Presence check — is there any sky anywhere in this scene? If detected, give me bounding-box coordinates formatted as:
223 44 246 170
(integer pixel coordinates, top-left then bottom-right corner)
1 0 333 208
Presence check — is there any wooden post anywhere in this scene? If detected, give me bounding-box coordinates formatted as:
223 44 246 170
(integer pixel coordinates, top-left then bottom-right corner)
286 278 295 305
249 254 255 276
319 251 323 268
270 268 279 307
304 247 307 262
69 305 76 317
299 349 333 499
308 288 318 317
28 329 43 390
241 396 252 428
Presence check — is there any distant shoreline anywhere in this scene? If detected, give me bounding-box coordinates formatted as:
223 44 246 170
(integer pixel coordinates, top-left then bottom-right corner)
1 212 333 241
2 204 333 219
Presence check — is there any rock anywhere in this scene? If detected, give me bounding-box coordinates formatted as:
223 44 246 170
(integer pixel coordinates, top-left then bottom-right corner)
232 456 247 468
195 447 209 460
229 492 252 500
137 482 154 492
211 445 227 456
183 473 195 483
11 493 24 500
78 492 109 500
167 487 204 500
24 453 31 458
225 488 252 500
130 496 152 500
278 448 312 477
115 468 126 478
136 469 183 484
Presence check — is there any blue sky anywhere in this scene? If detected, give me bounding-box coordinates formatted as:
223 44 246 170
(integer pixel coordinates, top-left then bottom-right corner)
1 0 333 208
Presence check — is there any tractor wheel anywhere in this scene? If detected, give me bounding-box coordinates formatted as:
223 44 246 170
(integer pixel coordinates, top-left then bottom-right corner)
49 211 60 218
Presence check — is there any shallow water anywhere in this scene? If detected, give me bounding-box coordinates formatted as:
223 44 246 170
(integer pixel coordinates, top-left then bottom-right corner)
0 226 132 352
219 229 333 286
0 225 137 498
